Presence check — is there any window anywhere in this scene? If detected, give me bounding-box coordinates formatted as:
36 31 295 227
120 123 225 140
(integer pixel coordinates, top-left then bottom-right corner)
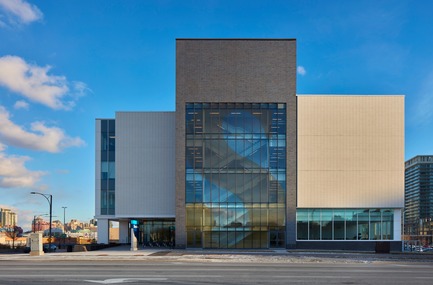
296 209 394 241
100 119 115 216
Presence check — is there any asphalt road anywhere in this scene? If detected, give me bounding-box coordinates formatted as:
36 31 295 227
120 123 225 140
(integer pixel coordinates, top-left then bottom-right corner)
0 260 432 285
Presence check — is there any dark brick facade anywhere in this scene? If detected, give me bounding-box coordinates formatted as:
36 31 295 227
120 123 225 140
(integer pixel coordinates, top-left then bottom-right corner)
175 39 297 248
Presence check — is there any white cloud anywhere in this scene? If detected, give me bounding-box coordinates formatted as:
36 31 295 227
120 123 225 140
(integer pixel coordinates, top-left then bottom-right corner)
0 145 46 189
297 66 307 76
0 55 87 110
16 209 31 230
0 0 42 25
0 106 85 153
13 100 29 110
73 81 90 97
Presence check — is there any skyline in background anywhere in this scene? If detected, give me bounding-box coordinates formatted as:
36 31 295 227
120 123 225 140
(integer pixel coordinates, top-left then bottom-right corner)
1 0 432 230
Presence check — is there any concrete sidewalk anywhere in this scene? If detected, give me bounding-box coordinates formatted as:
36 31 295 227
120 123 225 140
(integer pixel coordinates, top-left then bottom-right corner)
0 245 171 260
0 245 288 258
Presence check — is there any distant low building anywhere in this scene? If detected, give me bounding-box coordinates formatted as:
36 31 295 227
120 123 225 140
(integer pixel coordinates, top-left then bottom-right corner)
32 217 50 232
52 220 64 230
43 227 63 237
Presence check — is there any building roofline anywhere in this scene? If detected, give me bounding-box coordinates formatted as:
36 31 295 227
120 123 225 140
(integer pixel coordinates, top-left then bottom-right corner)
297 94 405 97
115 111 175 113
405 155 433 168
406 155 433 161
176 38 296 41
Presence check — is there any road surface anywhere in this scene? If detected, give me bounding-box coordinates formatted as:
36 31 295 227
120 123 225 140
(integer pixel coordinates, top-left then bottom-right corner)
0 260 432 284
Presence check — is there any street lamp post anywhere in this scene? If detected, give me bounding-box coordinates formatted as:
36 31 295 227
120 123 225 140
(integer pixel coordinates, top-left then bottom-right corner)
62 206 67 246
33 215 36 233
30 192 53 252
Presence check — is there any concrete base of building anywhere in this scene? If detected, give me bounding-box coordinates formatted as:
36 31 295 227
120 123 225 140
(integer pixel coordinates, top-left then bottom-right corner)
295 241 403 252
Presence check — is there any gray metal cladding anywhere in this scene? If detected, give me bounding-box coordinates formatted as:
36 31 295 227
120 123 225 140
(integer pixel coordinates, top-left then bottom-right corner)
115 112 176 217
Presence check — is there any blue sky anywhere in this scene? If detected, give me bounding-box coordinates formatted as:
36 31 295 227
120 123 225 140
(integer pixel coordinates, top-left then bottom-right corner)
0 0 432 230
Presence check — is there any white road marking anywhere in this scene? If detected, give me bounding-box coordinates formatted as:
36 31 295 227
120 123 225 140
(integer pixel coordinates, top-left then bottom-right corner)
84 278 167 284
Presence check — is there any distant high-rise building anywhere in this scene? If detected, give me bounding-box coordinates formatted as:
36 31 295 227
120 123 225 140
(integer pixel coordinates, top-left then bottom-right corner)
404 155 433 244
0 208 17 227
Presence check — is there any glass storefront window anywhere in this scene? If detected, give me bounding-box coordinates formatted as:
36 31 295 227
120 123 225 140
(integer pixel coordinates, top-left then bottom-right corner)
139 220 175 248
382 209 393 240
346 209 360 240
309 210 320 240
296 209 394 241
369 209 381 240
321 210 333 240
333 210 345 240
358 210 369 240
296 209 308 240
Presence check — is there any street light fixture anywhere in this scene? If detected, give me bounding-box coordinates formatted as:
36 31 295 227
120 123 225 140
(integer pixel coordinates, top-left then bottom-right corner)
30 192 53 252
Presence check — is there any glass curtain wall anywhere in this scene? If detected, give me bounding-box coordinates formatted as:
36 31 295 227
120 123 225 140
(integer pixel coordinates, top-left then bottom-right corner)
100 120 115 215
297 209 394 241
186 103 287 248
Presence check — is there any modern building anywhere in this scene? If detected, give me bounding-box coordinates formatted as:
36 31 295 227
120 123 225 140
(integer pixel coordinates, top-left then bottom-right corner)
32 216 50 232
0 208 17 227
404 155 433 245
95 39 405 251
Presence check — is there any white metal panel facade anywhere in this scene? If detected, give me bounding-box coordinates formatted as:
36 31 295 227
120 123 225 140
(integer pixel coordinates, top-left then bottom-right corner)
115 112 175 217
297 95 405 208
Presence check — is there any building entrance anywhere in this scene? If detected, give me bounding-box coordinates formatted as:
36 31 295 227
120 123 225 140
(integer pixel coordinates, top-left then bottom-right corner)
138 219 175 248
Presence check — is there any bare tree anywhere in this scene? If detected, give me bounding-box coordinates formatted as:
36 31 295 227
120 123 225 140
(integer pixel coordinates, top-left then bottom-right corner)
4 225 23 249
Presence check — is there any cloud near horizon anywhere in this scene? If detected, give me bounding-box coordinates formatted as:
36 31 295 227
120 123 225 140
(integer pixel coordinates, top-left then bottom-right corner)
0 106 85 152
0 143 46 189
0 0 42 25
0 55 88 110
